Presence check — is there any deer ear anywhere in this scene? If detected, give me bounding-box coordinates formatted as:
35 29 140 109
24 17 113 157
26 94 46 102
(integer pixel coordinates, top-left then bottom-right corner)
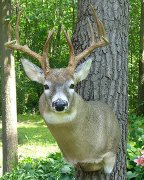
74 58 93 83
21 58 45 84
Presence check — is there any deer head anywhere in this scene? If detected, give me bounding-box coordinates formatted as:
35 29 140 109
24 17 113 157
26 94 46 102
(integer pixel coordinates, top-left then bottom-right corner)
5 6 108 114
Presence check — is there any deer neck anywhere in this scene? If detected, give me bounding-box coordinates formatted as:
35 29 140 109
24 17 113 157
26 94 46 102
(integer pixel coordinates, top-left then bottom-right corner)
39 92 86 126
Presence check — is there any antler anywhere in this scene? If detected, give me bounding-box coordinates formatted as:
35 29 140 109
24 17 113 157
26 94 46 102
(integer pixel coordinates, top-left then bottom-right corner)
64 5 108 72
5 6 108 75
61 26 75 69
5 12 55 76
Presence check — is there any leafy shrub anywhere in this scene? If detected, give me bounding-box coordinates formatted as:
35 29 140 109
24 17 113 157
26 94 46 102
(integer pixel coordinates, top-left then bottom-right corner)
1 153 75 180
127 115 144 179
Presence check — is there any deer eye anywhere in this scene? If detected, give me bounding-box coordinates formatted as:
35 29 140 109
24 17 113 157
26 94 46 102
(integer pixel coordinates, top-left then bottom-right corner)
44 84 49 90
69 84 75 89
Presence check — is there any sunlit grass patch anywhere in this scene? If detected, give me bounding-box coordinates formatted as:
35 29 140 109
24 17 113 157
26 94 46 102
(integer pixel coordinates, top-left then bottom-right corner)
18 120 56 146
17 114 57 147
18 145 59 159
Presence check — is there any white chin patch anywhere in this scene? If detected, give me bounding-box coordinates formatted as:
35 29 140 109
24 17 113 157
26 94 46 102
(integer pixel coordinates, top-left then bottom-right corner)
43 109 77 124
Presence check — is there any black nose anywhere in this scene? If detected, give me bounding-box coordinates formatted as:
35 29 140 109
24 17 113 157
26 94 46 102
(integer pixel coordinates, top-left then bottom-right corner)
52 99 68 112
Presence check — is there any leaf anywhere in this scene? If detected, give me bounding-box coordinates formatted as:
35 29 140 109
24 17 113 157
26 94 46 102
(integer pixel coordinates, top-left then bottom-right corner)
61 165 71 174
127 171 138 179
127 144 131 150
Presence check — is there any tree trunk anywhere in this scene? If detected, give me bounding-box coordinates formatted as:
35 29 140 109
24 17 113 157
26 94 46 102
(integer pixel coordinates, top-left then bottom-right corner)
76 169 109 180
73 0 128 179
138 0 144 115
0 0 18 174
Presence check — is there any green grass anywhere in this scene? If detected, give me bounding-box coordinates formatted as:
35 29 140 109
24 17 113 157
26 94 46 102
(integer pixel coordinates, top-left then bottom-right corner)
0 114 59 168
17 114 56 145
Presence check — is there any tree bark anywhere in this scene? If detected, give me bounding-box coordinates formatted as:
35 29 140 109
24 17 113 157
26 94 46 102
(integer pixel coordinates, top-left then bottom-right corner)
138 0 144 115
0 0 18 174
73 0 128 179
76 169 109 180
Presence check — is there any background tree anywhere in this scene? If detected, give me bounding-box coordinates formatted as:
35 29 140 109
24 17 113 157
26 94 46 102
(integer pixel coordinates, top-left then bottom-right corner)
138 0 144 115
0 0 18 174
73 0 128 179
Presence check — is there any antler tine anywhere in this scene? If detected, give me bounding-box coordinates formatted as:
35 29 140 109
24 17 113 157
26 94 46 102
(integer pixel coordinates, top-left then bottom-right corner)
75 5 109 65
91 5 107 40
61 25 75 69
42 28 55 73
87 18 95 44
43 28 55 56
90 5 102 39
98 20 107 41
15 11 21 44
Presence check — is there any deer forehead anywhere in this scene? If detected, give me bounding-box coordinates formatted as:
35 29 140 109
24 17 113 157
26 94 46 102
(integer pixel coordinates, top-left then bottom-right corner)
45 68 74 84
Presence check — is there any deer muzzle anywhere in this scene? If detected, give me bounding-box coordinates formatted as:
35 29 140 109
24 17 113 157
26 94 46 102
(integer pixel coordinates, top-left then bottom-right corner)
52 98 68 112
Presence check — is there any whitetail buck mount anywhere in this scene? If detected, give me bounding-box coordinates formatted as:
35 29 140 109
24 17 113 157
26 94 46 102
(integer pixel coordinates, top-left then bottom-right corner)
5 6 120 174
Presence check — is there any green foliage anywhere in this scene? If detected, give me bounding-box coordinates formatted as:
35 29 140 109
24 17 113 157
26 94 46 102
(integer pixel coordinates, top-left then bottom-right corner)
127 146 144 179
128 0 141 113
127 115 144 179
1 153 75 180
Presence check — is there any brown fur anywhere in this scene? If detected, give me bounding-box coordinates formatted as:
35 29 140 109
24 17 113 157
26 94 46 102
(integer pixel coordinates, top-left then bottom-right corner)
46 68 73 83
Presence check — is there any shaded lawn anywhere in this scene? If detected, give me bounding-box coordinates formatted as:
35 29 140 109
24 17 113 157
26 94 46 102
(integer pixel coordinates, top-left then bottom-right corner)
0 114 59 168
